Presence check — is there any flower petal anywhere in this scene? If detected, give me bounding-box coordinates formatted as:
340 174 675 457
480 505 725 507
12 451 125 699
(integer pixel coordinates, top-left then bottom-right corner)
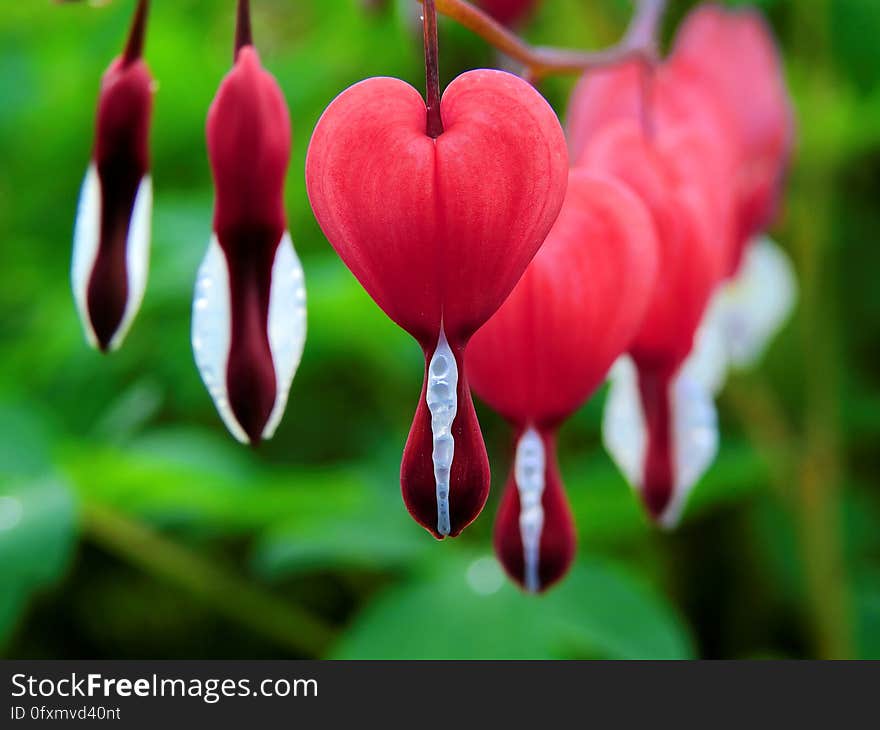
263 232 307 440
192 235 249 445
71 164 102 349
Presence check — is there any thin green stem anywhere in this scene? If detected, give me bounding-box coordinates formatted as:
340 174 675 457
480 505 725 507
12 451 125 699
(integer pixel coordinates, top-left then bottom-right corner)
81 501 334 657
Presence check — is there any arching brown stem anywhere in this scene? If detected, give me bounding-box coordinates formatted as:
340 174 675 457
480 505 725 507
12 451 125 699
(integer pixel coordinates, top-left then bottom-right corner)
426 0 666 80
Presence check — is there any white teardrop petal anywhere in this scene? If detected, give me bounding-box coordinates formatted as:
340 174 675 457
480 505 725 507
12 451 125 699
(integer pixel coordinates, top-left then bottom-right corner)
680 313 729 396
71 163 101 349
192 236 249 444
714 235 797 368
602 356 646 495
515 427 546 594
603 355 719 529
262 232 307 440
660 369 719 529
426 326 458 537
108 175 152 351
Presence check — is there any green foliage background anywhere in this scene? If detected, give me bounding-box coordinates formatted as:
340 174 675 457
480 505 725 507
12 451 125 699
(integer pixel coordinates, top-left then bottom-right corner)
0 0 878 659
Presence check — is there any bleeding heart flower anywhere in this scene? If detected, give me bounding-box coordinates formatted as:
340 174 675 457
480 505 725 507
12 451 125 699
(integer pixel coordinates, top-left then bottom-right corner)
72 0 153 352
192 1 306 446
574 116 726 526
468 170 658 590
670 3 794 268
670 5 796 374
306 69 568 538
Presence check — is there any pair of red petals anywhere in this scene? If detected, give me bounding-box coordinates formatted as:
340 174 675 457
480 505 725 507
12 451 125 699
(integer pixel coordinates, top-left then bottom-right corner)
565 53 735 524
72 0 153 352
468 171 659 590
306 70 568 538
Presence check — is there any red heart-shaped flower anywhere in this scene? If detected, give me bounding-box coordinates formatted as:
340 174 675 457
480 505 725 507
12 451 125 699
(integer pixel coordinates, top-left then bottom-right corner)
306 69 568 538
468 170 658 590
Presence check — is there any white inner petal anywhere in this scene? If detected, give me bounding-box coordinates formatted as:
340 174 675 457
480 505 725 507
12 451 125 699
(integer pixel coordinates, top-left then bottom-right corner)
661 370 719 529
426 326 458 537
681 312 729 396
515 427 546 594
262 232 307 440
108 175 152 352
71 163 101 349
714 235 797 368
191 236 249 444
602 356 646 494
602 354 719 529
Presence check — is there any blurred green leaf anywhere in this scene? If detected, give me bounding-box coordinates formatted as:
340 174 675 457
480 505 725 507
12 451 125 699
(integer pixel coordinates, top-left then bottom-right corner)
333 552 693 659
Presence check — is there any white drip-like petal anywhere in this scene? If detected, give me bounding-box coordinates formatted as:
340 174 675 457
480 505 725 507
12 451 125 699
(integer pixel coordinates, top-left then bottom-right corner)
710 235 797 368
427 327 458 536
660 371 718 529
262 232 307 440
108 175 152 351
71 163 101 349
192 236 248 444
515 427 546 593
602 354 719 529
602 356 646 494
681 315 729 396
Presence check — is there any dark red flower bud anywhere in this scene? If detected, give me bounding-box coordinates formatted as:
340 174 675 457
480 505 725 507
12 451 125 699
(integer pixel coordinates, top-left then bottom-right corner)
469 171 658 589
192 2 306 446
72 0 153 352
306 70 568 538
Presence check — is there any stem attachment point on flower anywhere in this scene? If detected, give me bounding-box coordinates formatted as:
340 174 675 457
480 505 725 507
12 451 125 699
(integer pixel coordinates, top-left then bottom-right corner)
235 0 253 58
422 0 444 138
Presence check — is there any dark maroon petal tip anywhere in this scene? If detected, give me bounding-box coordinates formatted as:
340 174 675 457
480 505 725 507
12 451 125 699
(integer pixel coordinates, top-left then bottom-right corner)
493 430 576 593
636 365 675 521
220 233 280 446
401 343 490 539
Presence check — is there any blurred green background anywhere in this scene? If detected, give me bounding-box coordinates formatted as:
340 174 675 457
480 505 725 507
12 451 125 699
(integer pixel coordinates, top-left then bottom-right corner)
0 0 878 660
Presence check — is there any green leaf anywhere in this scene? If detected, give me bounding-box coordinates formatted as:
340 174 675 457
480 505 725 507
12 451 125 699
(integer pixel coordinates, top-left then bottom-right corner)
332 551 694 659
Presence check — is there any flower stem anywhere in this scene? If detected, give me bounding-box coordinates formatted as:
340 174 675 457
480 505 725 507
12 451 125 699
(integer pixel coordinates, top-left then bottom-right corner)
423 0 444 138
81 501 334 657
430 0 666 80
122 0 149 66
236 0 253 57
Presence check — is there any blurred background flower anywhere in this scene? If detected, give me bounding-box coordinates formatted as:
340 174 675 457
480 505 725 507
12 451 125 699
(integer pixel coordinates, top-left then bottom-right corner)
0 0 877 659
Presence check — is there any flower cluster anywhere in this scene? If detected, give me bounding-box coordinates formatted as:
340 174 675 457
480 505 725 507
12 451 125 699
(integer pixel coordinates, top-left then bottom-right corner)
72 0 306 446
69 0 794 593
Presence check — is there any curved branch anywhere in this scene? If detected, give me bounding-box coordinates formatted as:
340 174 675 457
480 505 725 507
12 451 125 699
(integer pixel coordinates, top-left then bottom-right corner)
429 0 666 79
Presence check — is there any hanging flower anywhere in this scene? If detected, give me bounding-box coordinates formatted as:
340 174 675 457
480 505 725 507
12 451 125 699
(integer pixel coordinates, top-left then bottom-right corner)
192 0 306 446
670 4 797 369
468 170 658 590
72 0 153 352
570 102 730 525
306 3 568 538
